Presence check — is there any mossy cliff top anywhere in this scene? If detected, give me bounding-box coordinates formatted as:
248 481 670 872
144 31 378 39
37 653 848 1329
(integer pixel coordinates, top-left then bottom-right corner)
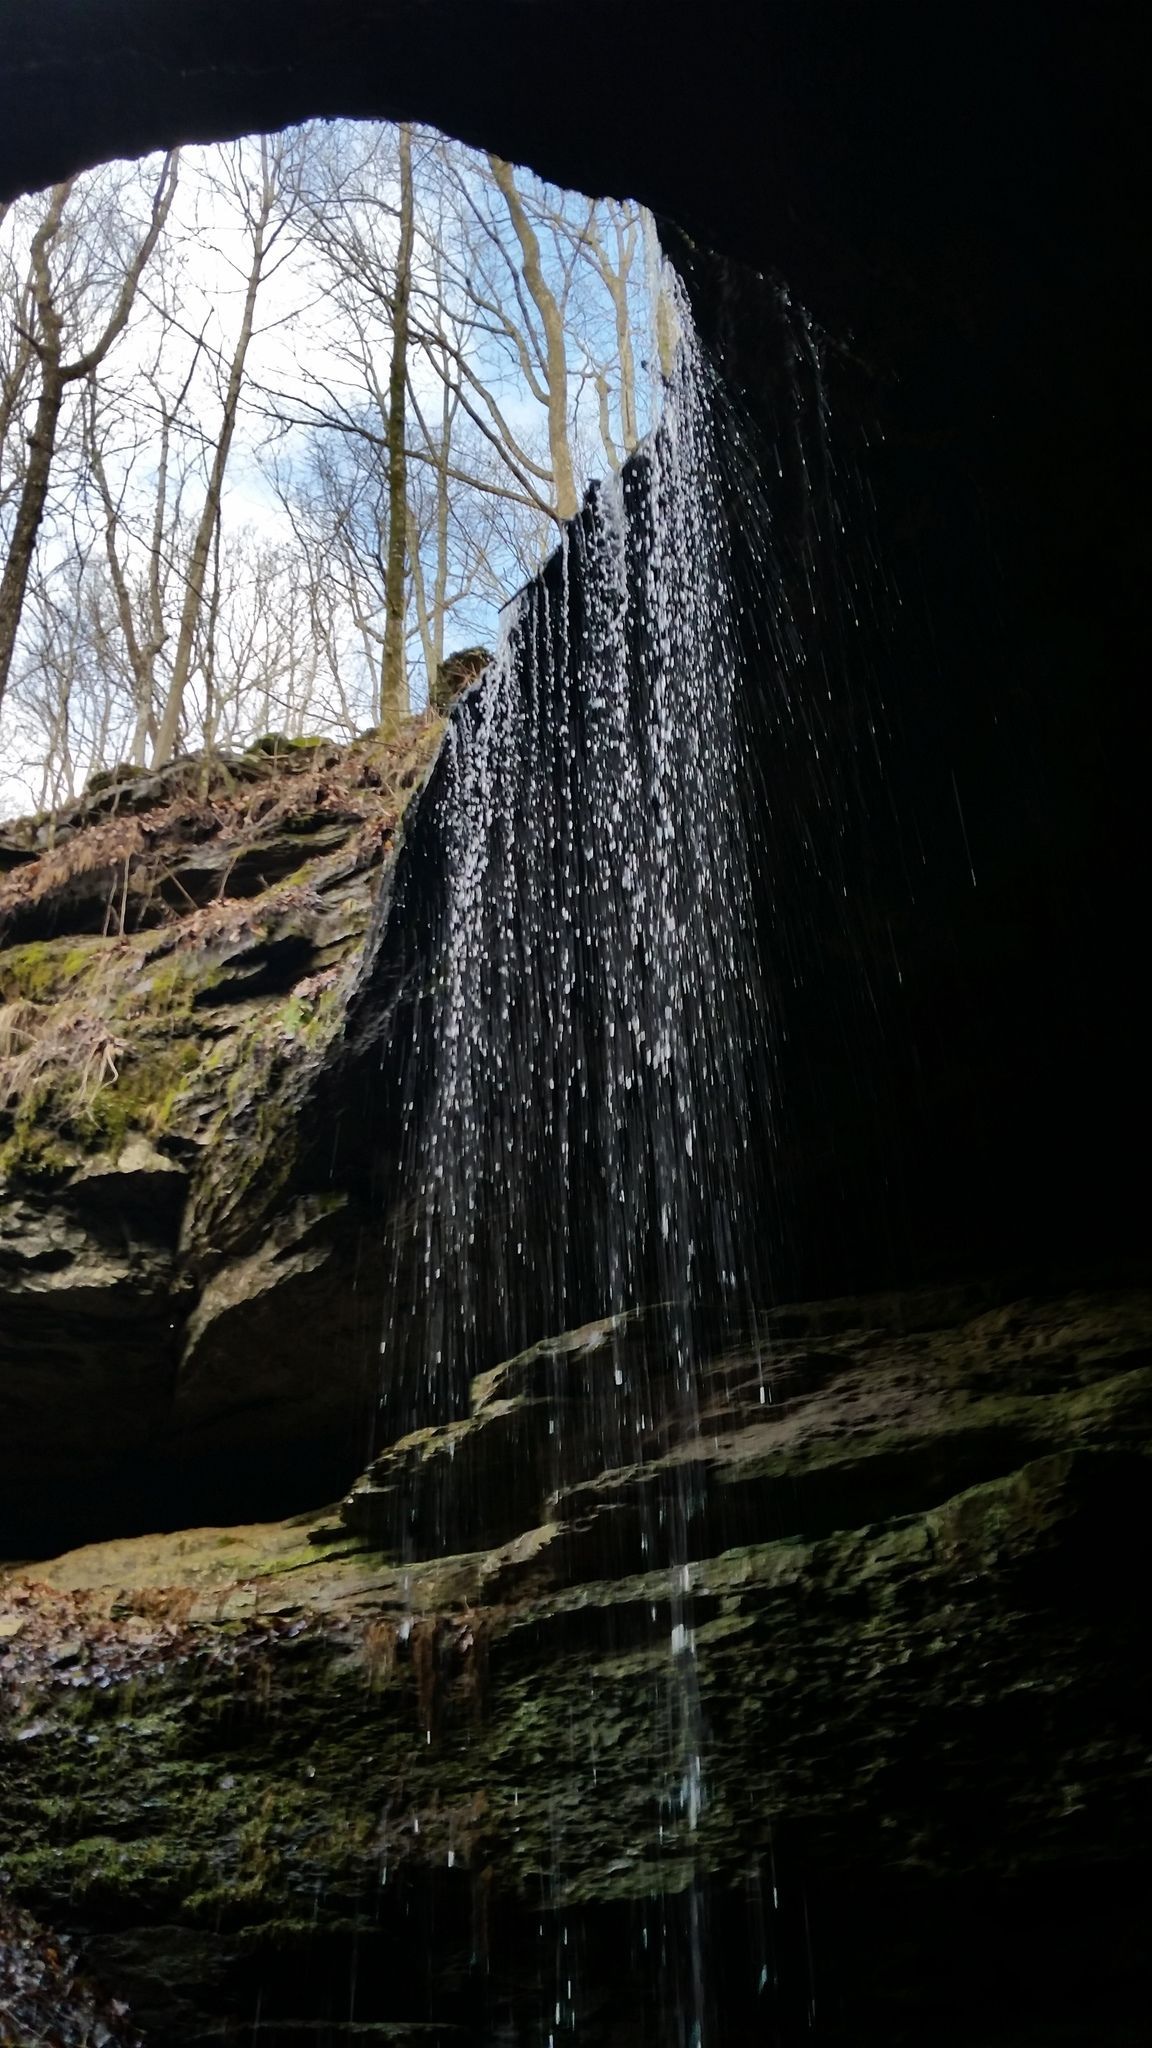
0 723 443 1187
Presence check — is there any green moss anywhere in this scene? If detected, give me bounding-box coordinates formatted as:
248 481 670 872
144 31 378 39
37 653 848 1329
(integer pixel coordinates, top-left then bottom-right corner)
0 937 106 1004
133 956 202 1014
84 763 143 795
28 1039 199 1156
245 733 326 757
267 983 343 1046
1 1291 1148 2026
4 1651 383 1923
4 1443 1150 1942
0 1119 77 1181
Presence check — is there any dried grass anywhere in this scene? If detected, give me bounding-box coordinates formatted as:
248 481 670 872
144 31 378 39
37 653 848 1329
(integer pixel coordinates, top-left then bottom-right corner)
0 716 446 932
159 879 327 957
0 1002 125 1113
0 816 147 920
0 1000 42 1059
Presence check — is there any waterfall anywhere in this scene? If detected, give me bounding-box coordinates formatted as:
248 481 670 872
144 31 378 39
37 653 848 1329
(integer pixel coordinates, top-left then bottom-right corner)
385 269 771 1434
366 274 772 2046
352 256 863 2047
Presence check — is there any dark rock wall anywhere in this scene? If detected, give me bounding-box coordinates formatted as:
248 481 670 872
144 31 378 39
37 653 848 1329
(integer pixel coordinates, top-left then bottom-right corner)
0 733 444 1551
662 220 1147 1294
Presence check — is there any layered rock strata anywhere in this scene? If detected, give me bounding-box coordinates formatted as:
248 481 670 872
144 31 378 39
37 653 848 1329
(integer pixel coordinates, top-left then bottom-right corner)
0 724 443 1547
2 1286 1149 2040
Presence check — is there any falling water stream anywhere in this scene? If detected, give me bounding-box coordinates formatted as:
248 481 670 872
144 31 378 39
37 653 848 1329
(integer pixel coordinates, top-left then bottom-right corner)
393 270 767 1413
370 255 859 2043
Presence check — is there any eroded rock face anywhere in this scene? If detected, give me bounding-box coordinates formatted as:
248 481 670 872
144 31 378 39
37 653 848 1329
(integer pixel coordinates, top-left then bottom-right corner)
343 1287 1152 1575
2 1287 1149 2042
0 725 444 1549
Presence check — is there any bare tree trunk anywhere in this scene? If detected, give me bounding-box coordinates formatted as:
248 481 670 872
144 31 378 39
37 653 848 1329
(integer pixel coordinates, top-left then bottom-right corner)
2 212 51 520
152 144 274 765
199 512 226 764
0 158 177 714
0 362 65 707
594 369 620 473
408 366 453 691
0 329 35 501
643 206 680 383
83 378 158 763
488 154 578 521
408 505 436 693
380 121 414 736
131 404 170 765
432 375 453 675
0 182 70 710
603 204 640 453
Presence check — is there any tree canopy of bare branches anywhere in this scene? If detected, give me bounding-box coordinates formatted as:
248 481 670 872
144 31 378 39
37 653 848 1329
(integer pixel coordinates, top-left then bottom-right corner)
0 121 661 817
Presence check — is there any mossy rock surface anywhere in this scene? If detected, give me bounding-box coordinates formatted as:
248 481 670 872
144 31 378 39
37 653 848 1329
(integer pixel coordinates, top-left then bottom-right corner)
2 1288 1150 2039
0 722 445 1547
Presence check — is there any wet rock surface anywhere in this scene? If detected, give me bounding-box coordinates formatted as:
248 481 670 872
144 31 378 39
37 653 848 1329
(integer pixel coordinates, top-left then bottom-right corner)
2 1286 1149 2042
0 1894 142 2048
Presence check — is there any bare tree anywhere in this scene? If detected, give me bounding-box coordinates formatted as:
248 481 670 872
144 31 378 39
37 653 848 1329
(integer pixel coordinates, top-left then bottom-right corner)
1 121 658 818
152 135 300 764
407 142 584 525
194 530 334 749
407 149 648 515
0 155 179 712
485 154 579 518
264 121 417 723
12 544 136 809
380 121 415 734
561 198 643 473
0 210 37 525
81 351 201 766
259 128 649 711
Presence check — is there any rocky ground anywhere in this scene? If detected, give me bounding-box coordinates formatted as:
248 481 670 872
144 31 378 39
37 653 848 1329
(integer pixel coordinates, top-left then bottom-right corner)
2 1284 1150 2042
